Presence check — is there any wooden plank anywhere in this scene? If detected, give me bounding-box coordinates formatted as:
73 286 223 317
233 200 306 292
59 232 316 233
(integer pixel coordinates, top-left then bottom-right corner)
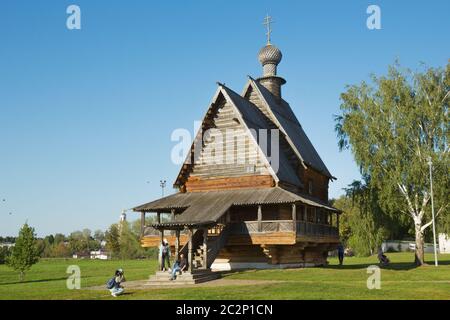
140 212 145 238
141 235 189 248
175 230 180 261
185 175 274 192
257 205 262 232
188 229 193 271
291 204 296 232
227 232 297 245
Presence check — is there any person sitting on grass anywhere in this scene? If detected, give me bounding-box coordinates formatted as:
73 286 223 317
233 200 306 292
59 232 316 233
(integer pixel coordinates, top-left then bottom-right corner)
106 269 126 297
377 249 390 266
170 253 188 280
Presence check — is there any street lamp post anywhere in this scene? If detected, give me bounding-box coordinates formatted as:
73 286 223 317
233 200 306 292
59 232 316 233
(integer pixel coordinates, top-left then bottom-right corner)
427 157 438 267
160 180 167 197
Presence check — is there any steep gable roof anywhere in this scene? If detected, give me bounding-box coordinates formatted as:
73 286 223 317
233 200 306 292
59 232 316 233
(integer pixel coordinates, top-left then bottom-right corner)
174 84 302 188
244 78 335 179
221 85 302 187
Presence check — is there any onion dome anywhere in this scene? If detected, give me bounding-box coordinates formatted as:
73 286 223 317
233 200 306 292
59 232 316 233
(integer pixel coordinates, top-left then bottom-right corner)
258 44 282 77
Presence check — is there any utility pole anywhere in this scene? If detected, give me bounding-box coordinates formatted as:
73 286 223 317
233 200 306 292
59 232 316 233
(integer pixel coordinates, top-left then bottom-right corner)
160 180 167 197
427 157 438 267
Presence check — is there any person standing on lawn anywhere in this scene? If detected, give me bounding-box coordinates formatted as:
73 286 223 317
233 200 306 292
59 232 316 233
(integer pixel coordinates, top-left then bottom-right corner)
159 238 171 271
337 243 345 266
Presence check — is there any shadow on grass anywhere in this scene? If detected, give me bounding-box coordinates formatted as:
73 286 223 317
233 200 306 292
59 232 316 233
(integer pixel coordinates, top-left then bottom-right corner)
325 259 450 271
325 262 416 271
219 270 256 278
0 277 68 286
218 259 450 275
114 292 133 297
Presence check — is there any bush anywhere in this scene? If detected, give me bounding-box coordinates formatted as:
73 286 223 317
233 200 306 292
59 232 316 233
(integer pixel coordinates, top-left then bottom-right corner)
0 246 11 264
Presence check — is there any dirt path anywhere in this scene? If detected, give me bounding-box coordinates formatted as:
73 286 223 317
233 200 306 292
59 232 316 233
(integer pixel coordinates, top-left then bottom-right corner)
87 278 285 290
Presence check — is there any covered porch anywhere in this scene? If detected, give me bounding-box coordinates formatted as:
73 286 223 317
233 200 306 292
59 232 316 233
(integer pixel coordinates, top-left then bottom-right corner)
133 187 340 271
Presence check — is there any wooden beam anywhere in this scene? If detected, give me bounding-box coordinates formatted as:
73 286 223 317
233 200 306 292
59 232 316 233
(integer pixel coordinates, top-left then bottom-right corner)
157 212 161 224
188 228 193 271
292 204 297 232
171 209 175 235
203 228 208 269
175 230 180 261
140 212 145 238
257 205 262 232
159 229 164 271
185 175 274 192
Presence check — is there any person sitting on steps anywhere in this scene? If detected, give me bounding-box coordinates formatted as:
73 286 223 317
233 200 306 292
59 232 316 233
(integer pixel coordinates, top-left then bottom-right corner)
170 253 188 281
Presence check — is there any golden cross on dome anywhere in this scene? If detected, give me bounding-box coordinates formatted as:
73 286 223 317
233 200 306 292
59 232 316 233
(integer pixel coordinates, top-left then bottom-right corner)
263 14 274 45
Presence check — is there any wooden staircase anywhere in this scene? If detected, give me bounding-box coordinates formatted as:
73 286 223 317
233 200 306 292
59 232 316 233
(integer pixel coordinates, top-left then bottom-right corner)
147 224 230 285
193 224 231 269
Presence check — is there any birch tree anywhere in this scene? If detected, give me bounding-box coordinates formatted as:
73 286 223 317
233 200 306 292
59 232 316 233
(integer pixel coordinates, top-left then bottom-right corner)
7 223 39 281
335 62 449 265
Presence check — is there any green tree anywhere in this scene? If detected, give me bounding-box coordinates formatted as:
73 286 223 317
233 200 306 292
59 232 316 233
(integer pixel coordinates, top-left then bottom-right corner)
51 242 71 258
332 196 357 245
68 231 84 253
54 233 66 245
93 230 105 242
118 221 143 259
0 246 11 264
44 235 55 246
105 224 121 258
344 179 388 256
335 62 449 265
130 216 159 237
6 223 40 281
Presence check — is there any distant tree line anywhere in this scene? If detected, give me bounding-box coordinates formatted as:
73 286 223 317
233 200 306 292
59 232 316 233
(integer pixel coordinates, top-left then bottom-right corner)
1 217 159 267
0 236 16 243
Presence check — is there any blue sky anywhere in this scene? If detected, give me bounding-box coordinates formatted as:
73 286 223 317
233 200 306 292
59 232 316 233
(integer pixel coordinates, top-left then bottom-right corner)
0 1 449 237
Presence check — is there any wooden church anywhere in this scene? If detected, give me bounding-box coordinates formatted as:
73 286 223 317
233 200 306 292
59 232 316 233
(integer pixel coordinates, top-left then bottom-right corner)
133 20 340 280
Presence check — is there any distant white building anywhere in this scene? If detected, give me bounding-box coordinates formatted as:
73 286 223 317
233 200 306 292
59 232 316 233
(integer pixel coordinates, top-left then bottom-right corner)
90 250 110 260
72 252 90 259
120 210 127 222
0 243 15 249
382 240 437 253
438 234 450 254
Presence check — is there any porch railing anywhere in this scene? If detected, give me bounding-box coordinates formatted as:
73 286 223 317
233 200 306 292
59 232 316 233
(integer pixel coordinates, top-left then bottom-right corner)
142 226 189 237
230 220 338 237
296 221 338 237
144 221 339 238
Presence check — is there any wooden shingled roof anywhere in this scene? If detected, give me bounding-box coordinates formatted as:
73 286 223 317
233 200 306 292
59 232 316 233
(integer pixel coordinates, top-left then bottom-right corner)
247 78 334 179
173 84 303 188
133 187 339 224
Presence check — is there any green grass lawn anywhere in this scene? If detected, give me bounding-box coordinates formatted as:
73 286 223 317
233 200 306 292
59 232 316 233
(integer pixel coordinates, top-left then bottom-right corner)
0 252 449 300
